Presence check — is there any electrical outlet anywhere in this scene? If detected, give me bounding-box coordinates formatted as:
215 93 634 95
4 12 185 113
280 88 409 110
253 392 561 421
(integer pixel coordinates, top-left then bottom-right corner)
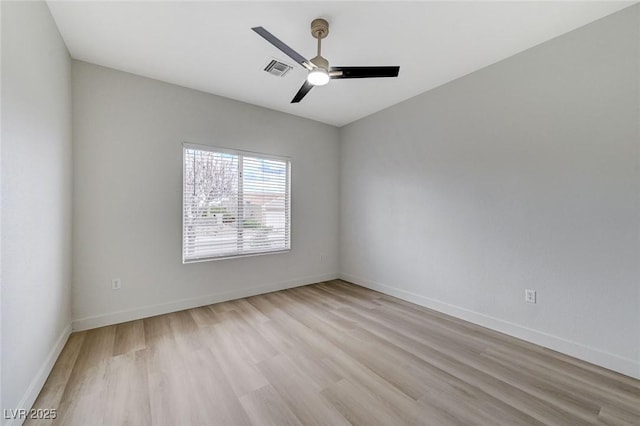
525 289 536 304
112 278 121 290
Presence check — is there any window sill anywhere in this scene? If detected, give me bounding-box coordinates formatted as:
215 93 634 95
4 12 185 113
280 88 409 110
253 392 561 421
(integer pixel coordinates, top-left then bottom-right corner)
183 248 291 264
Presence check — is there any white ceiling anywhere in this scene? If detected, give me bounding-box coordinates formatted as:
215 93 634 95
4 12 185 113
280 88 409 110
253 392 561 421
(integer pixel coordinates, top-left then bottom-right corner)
47 1 633 127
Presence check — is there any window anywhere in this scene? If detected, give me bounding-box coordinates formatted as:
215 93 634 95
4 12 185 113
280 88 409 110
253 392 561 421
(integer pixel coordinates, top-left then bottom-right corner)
182 143 290 262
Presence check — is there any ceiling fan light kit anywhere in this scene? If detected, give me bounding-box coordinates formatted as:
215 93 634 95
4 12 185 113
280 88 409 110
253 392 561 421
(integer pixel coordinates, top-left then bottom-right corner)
252 18 400 103
307 69 330 86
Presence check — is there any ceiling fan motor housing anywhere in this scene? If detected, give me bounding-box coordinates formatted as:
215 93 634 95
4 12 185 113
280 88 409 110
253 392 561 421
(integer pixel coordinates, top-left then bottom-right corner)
310 18 329 39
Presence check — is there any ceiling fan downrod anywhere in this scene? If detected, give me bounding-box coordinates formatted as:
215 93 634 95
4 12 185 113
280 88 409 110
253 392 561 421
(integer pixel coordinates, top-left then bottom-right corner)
310 18 330 70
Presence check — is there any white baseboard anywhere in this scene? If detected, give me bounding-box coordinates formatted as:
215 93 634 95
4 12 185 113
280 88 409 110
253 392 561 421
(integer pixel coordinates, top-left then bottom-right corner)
72 273 338 331
6 324 71 426
340 273 640 380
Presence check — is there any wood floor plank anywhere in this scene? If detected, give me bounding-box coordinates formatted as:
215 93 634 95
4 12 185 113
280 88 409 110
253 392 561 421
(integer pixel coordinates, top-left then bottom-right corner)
321 379 407 426
48 327 117 425
71 325 116 372
321 356 446 425
598 404 640 426
486 345 640 405
24 333 86 426
269 287 597 424
482 346 640 417
375 292 640 391
27 280 640 426
337 304 588 424
223 309 279 364
142 314 172 347
187 305 220 328
351 310 598 422
203 323 269 398
251 319 344 391
256 354 350 426
112 320 145 356
239 385 303 426
227 298 272 326
313 282 382 310
182 347 252 426
145 334 193 425
102 350 152 425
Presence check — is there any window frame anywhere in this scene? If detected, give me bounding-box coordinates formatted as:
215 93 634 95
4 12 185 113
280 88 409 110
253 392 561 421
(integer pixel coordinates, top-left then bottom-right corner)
182 142 291 263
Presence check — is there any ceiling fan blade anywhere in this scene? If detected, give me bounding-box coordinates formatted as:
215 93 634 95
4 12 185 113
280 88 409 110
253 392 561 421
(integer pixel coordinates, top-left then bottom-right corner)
252 27 313 70
291 81 314 103
330 66 400 79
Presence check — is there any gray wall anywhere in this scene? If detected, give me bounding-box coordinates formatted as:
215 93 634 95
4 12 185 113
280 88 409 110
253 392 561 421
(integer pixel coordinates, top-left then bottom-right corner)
72 61 340 329
1 1 72 419
340 5 639 378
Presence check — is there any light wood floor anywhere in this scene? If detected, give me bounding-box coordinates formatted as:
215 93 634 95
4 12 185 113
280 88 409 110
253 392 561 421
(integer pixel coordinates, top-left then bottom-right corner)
28 280 640 425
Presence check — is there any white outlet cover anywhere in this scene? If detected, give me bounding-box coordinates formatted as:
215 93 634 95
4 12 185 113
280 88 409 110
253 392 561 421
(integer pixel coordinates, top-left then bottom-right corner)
525 289 536 304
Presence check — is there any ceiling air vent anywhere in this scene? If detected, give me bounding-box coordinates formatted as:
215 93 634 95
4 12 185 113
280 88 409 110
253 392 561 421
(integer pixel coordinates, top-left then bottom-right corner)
264 59 293 77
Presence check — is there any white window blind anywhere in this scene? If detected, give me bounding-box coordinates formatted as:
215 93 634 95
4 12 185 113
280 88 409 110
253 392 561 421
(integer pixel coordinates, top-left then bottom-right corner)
183 143 290 262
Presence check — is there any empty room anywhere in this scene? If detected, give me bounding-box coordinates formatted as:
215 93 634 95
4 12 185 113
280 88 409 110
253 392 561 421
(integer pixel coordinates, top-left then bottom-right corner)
2 1 639 425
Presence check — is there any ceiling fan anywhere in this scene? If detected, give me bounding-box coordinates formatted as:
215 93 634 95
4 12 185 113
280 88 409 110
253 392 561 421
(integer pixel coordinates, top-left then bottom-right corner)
252 18 400 103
